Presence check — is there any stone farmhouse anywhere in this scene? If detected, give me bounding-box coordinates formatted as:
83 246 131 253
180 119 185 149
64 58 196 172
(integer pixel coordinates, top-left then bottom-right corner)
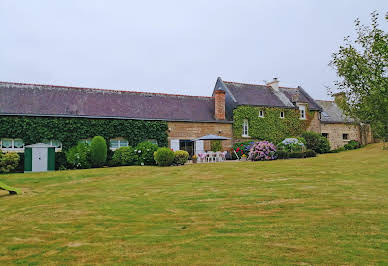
0 78 373 155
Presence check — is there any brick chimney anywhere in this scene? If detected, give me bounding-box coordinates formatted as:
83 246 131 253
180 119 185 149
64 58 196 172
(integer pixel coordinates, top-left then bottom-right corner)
267 77 279 91
214 89 225 120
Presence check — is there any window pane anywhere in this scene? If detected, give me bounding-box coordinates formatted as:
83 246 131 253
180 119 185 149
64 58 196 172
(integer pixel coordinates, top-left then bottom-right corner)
14 139 24 148
110 140 119 148
119 140 129 147
1 139 12 148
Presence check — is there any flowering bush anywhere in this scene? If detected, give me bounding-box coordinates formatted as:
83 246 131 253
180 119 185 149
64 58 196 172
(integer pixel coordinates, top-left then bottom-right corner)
277 137 306 152
233 141 254 158
66 143 91 169
111 146 138 166
135 141 158 165
248 141 277 161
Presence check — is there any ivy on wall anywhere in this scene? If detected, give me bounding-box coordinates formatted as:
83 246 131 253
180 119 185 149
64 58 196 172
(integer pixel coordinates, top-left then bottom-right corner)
0 116 168 150
233 106 315 144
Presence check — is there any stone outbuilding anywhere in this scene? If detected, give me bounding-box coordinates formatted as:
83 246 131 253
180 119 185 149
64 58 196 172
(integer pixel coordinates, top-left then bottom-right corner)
316 99 373 149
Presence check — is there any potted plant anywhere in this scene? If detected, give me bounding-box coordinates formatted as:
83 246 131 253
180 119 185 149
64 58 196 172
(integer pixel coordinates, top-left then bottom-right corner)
241 154 247 161
192 155 198 164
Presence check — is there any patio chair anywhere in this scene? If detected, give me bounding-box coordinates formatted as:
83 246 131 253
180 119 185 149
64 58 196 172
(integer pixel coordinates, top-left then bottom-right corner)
215 151 223 162
206 151 215 163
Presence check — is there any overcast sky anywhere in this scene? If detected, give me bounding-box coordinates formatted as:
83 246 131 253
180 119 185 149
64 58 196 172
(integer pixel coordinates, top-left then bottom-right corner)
0 1 386 100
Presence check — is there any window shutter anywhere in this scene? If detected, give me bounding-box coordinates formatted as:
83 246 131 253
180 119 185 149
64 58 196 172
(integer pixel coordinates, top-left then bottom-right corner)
170 139 180 151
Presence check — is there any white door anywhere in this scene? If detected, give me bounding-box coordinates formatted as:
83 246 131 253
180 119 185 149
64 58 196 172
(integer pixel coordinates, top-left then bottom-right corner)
32 148 47 172
195 140 204 155
170 139 180 151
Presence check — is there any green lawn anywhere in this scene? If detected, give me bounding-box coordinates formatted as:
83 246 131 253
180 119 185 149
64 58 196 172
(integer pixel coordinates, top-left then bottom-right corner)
1 144 388 265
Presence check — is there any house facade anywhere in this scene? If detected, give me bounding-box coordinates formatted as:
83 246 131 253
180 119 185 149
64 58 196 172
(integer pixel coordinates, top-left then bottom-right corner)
0 78 372 155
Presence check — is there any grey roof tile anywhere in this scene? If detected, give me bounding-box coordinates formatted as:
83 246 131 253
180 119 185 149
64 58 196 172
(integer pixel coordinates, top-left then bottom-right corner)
0 82 230 123
316 100 355 123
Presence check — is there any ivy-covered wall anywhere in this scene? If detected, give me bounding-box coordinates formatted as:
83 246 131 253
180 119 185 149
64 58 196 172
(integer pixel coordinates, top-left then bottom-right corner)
233 106 315 144
0 116 168 150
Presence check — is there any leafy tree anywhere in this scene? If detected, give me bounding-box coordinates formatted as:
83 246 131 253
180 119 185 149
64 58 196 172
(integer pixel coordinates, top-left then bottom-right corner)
330 11 388 146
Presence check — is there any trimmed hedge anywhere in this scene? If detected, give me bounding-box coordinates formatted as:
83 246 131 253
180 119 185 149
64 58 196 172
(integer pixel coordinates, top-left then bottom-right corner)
154 147 175 166
174 150 189 165
90 136 107 167
0 151 20 173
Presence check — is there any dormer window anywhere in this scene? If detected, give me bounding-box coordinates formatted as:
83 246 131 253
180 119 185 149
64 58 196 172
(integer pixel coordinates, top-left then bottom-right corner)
258 110 264 118
299 105 306 120
280 111 285 119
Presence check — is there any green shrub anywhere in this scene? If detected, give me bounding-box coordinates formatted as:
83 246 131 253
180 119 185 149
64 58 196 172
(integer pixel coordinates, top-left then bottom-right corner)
276 150 289 159
305 149 317 157
154 147 175 166
330 147 346 153
136 141 158 165
174 150 189 165
90 136 107 167
344 140 361 150
112 146 137 166
211 140 222 152
15 153 24 172
66 143 91 169
0 151 20 173
288 151 306 158
55 152 69 170
277 137 306 152
301 132 330 154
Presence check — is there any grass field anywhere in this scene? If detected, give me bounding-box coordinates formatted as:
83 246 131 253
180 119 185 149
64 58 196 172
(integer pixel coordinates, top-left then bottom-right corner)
1 144 388 265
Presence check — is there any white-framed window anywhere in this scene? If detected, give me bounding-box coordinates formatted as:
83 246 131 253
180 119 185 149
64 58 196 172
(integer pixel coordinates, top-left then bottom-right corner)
242 119 249 137
146 139 158 146
280 111 285 119
43 139 62 151
110 138 129 150
79 138 92 145
299 105 306 120
258 110 265 118
343 133 349 140
0 138 24 151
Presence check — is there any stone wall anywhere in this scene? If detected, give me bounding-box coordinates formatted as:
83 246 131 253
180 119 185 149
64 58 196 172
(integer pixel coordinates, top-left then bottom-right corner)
321 123 361 149
167 121 233 151
306 111 321 133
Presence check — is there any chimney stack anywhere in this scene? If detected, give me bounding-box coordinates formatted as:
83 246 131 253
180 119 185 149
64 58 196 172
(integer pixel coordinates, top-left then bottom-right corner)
267 78 279 91
214 89 225 120
333 92 345 104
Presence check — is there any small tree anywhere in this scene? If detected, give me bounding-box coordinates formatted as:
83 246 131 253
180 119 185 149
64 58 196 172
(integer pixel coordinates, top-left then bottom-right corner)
330 11 388 147
90 136 107 167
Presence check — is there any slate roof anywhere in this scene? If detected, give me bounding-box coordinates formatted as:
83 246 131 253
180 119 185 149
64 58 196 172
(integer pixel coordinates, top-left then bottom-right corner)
316 100 355 123
221 80 322 111
0 81 230 123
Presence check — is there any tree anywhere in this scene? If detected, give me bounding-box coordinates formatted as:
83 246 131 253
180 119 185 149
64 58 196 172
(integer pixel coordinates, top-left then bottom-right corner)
330 11 388 146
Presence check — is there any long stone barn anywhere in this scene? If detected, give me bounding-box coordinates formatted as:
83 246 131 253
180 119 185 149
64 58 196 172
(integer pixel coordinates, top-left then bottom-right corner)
0 78 373 155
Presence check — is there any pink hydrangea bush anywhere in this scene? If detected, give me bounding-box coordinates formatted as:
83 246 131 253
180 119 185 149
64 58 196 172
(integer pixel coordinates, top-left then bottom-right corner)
248 141 277 161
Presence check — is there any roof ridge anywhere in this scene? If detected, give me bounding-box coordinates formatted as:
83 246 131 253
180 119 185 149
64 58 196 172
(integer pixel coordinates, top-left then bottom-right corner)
0 81 214 100
223 80 297 89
